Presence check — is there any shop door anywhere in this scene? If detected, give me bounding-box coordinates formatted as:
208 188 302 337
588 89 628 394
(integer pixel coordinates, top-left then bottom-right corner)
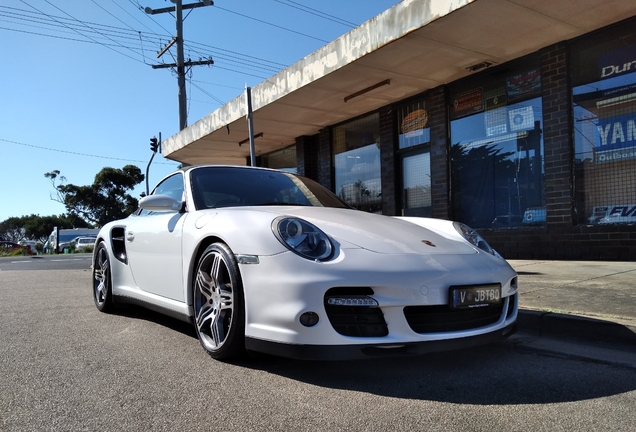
401 150 431 217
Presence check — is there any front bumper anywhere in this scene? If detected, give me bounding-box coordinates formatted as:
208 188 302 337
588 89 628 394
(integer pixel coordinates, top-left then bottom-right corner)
245 321 517 360
239 248 518 353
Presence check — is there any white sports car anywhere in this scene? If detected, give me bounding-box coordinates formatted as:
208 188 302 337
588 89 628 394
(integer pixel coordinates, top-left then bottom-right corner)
92 165 517 361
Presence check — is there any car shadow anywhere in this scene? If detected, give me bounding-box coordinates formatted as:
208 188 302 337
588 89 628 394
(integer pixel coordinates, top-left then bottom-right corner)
239 342 636 405
114 305 636 406
111 305 198 339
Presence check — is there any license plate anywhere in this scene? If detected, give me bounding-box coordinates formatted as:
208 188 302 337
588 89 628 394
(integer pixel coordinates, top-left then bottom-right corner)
450 284 502 309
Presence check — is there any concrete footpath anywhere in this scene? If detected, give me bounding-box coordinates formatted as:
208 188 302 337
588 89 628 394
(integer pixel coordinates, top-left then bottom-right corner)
507 260 636 366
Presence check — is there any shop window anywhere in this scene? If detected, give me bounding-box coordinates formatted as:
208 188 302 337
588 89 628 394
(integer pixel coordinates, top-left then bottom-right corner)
260 145 297 173
571 20 636 225
333 113 381 213
449 59 545 229
397 100 431 217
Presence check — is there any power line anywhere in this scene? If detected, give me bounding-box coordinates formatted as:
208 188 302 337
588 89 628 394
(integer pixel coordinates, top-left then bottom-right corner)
0 138 177 166
91 0 138 32
3 1 367 108
273 0 357 27
110 0 157 34
212 5 329 43
2 6 291 73
18 0 146 64
126 0 173 35
42 0 147 61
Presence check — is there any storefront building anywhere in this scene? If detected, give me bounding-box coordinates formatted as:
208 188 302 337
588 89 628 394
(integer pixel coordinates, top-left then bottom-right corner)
163 1 636 260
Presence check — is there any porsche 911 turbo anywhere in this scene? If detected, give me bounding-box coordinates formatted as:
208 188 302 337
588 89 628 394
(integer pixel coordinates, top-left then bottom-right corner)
92 165 517 361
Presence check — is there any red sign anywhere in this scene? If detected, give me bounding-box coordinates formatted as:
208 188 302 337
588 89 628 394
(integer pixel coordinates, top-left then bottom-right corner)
452 88 484 118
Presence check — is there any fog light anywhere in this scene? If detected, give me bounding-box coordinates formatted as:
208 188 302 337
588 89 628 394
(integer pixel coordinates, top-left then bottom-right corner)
299 311 319 327
326 295 378 307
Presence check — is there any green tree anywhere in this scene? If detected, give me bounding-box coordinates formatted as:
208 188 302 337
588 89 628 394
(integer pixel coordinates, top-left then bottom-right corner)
45 165 144 227
0 217 26 242
23 214 91 243
0 214 90 243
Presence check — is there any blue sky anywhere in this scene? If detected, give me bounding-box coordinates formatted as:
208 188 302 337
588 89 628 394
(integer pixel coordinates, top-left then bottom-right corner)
1 0 399 223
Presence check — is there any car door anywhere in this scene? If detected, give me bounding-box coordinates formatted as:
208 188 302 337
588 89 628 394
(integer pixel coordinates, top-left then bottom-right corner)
125 173 187 301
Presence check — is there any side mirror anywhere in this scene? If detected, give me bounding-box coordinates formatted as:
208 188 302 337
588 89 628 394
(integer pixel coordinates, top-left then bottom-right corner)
139 194 183 212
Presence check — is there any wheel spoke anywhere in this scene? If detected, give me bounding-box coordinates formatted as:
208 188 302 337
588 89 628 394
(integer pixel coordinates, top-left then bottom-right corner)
210 312 226 347
195 268 213 301
196 301 215 333
97 280 106 303
219 285 233 310
211 253 222 284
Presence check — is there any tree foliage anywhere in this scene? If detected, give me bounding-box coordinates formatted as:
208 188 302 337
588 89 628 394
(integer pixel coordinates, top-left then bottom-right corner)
0 214 90 243
45 165 144 227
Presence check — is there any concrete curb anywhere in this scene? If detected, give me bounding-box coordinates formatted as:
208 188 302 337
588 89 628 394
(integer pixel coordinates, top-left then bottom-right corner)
517 309 636 350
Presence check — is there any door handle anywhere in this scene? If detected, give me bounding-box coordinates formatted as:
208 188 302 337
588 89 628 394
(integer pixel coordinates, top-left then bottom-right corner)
126 231 135 242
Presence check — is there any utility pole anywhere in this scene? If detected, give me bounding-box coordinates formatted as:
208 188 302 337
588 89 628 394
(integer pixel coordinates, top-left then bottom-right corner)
145 0 214 131
245 86 256 167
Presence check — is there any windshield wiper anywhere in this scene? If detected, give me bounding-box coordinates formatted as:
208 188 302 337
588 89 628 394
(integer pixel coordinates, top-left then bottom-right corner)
254 202 311 206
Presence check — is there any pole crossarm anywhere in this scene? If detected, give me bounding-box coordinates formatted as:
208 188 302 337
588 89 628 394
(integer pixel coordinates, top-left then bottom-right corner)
151 59 214 69
144 1 214 15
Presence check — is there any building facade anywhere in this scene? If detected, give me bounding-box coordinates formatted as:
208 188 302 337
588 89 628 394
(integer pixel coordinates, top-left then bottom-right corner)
261 17 636 261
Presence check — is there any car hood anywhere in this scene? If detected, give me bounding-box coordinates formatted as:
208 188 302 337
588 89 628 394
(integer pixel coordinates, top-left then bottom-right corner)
247 206 477 255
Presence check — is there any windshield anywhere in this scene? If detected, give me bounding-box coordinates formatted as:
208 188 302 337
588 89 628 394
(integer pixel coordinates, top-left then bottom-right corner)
189 167 351 210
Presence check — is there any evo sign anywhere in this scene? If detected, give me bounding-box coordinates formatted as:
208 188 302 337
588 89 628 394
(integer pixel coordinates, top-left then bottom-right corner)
589 205 636 224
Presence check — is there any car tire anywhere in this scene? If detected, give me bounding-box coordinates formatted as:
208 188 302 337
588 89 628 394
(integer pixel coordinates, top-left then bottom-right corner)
93 241 114 313
193 242 245 361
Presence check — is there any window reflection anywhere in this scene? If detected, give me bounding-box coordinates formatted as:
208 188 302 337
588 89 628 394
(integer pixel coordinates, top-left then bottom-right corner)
451 97 545 229
333 113 381 213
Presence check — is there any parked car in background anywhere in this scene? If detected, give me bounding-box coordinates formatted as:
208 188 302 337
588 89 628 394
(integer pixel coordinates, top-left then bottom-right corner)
19 240 38 254
47 228 100 254
59 235 97 253
72 236 97 252
0 241 33 255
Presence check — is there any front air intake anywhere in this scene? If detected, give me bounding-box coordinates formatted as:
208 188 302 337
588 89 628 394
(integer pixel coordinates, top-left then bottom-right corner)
324 287 388 337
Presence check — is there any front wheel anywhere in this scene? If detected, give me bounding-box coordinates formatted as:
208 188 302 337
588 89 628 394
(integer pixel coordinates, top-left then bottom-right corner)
193 243 245 360
93 241 114 313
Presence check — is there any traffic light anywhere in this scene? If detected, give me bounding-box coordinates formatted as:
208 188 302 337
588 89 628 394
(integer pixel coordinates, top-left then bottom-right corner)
150 137 158 153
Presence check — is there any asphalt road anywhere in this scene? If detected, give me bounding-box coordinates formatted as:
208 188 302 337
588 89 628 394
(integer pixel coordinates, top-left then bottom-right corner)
0 254 93 271
1 266 636 431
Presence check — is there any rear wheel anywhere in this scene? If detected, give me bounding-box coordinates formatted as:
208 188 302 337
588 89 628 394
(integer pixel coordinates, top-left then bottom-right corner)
93 241 114 312
193 243 245 360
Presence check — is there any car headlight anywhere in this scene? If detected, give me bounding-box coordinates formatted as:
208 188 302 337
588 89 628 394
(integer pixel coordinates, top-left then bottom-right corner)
453 222 502 258
272 216 333 261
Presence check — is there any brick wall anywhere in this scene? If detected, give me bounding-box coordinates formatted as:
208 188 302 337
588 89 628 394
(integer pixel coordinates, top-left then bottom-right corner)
378 106 397 215
317 128 333 190
295 135 319 179
428 85 450 220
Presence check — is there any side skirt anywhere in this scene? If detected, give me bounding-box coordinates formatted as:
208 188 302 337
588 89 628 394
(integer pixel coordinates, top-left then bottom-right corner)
113 294 194 324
